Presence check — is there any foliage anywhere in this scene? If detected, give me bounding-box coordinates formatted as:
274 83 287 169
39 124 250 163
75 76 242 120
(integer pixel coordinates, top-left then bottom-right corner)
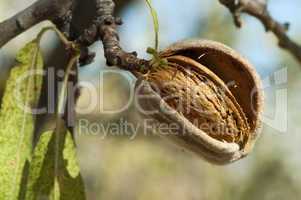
0 28 86 200
0 41 43 199
24 121 85 200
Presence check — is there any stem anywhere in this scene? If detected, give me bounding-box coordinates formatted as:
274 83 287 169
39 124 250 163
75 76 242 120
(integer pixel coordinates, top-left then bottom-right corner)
145 0 159 51
56 54 79 118
36 26 71 46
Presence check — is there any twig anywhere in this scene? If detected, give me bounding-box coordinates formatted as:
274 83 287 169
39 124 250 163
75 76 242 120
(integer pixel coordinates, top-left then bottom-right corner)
0 0 74 48
94 0 149 72
219 0 301 64
74 0 149 71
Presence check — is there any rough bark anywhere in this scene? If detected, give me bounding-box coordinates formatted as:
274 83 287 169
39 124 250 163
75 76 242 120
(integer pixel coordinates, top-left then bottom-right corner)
0 0 74 48
219 0 301 64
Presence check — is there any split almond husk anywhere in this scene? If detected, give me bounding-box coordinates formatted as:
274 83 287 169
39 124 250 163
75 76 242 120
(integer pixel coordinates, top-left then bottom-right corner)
135 39 264 164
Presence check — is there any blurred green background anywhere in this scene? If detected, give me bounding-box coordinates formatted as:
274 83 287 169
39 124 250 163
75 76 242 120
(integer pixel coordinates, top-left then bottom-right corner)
1 0 301 199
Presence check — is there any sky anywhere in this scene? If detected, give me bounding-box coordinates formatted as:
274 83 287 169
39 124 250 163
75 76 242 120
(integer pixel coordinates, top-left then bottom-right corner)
1 0 300 77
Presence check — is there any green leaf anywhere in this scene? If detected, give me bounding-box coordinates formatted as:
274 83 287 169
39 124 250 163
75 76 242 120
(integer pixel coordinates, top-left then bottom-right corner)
23 43 84 199
0 26 84 199
145 0 160 50
25 120 86 200
0 41 43 200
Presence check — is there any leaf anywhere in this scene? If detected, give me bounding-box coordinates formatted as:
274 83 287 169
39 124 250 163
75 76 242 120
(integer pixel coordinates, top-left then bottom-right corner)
25 119 86 200
0 41 43 200
0 26 85 199
145 0 160 50
24 45 85 199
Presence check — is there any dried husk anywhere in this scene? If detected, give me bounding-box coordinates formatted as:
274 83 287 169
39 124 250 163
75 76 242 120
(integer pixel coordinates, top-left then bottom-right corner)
135 39 264 164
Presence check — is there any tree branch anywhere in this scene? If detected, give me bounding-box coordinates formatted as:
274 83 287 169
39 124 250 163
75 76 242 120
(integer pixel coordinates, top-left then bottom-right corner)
77 0 148 72
94 0 148 72
0 0 74 48
219 0 301 64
